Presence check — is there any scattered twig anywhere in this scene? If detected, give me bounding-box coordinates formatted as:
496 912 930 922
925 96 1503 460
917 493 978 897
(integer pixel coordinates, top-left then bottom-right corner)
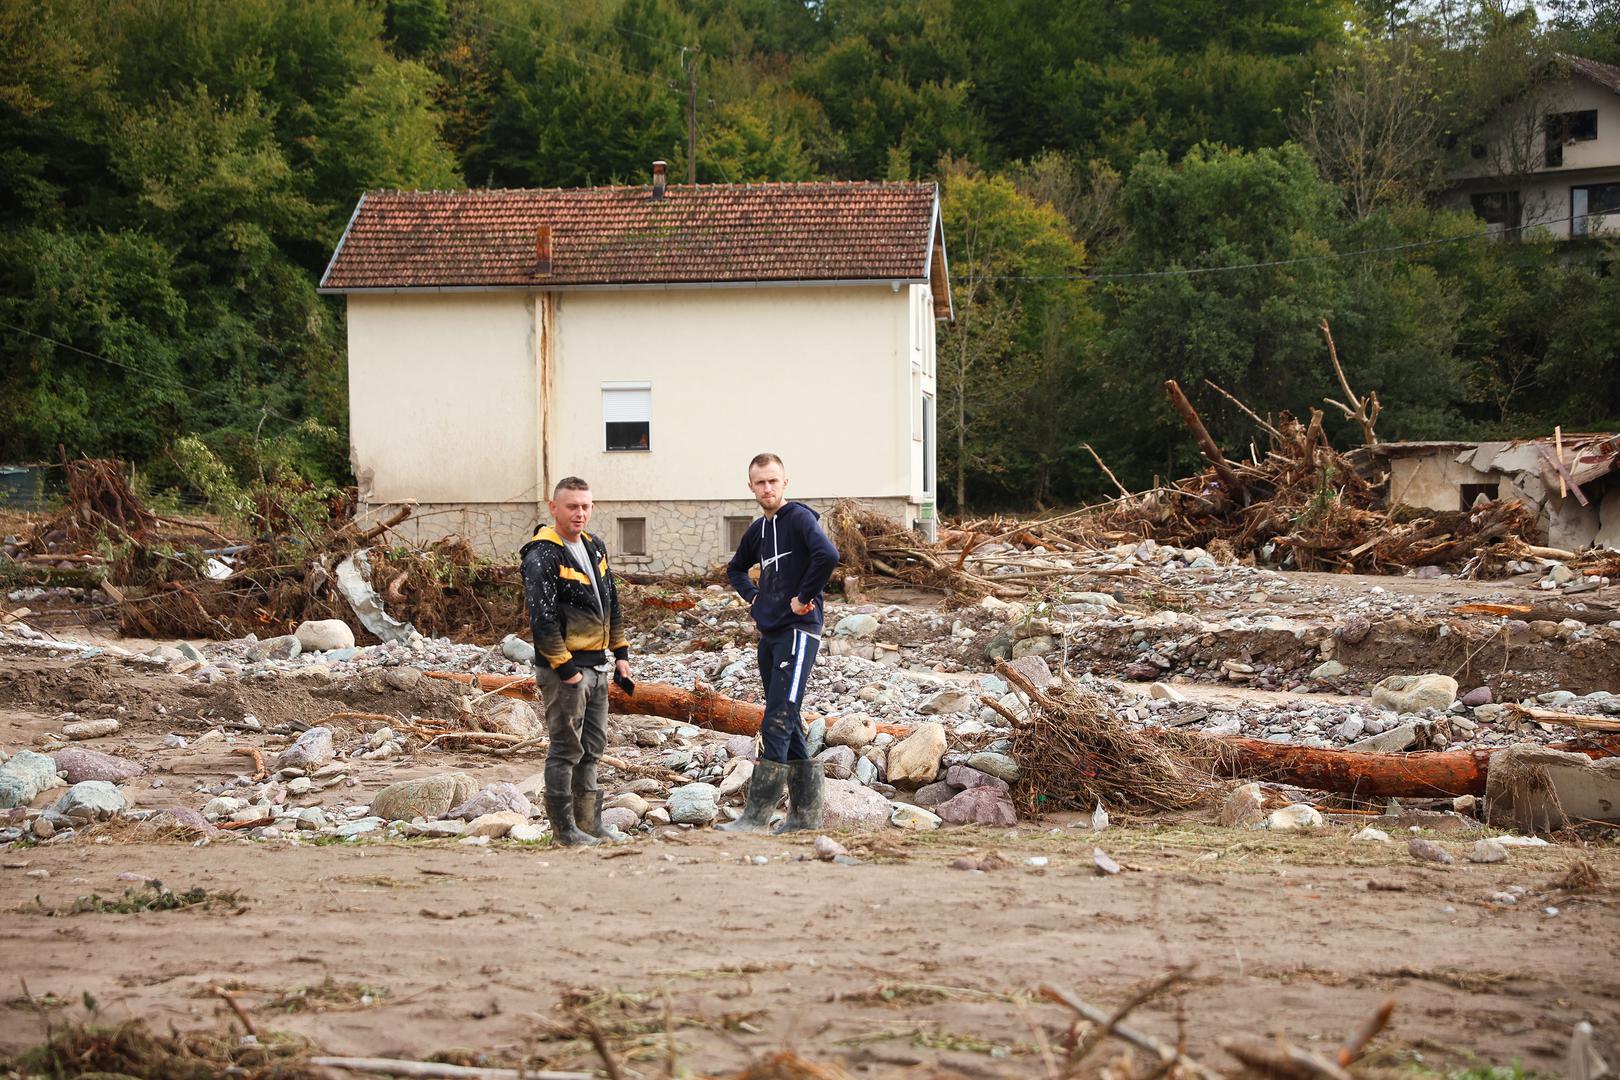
1318 317 1380 446
1204 379 1284 441
1337 997 1396 1067
1221 1035 1355 1080
578 1017 625 1080
1039 984 1222 1080
1083 443 1133 500
211 983 257 1037
230 746 268 781
1067 965 1196 1069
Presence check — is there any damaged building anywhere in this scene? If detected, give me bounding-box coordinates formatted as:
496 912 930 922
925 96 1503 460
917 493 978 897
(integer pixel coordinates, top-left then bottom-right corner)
1368 434 1620 549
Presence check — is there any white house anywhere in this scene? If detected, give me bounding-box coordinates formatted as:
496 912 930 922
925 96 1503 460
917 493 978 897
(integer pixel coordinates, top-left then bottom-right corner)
1446 55 1620 238
319 166 952 573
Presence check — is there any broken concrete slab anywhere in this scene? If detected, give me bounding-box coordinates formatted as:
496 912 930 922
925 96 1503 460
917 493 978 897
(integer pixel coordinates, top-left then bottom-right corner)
1485 745 1620 833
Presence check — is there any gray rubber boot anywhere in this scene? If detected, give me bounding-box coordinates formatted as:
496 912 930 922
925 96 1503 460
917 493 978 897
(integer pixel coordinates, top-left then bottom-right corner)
718 758 788 832
545 793 600 846
774 759 825 833
574 790 606 839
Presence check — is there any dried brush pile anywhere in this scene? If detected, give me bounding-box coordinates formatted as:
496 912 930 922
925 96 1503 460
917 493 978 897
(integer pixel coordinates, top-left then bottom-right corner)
994 661 1215 814
1 1017 322 1079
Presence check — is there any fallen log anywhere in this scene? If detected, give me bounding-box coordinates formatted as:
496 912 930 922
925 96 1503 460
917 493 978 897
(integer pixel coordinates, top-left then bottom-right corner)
421 672 915 737
424 673 1620 798
1164 379 1247 500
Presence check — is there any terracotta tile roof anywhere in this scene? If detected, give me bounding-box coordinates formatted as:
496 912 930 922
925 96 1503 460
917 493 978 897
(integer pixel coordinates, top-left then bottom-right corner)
1565 54 1620 94
320 181 942 291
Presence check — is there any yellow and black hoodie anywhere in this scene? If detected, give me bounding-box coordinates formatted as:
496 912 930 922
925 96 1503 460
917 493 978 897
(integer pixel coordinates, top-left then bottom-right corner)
519 525 629 680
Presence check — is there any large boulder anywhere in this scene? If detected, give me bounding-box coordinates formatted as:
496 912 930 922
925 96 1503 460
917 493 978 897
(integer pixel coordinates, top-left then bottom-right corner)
274 726 335 771
52 748 143 785
372 772 478 821
936 785 1018 827
0 750 62 809
832 614 879 639
918 688 976 715
886 723 947 786
946 764 1010 794
52 780 127 823
822 779 892 830
1371 673 1458 714
295 619 356 653
964 751 1019 783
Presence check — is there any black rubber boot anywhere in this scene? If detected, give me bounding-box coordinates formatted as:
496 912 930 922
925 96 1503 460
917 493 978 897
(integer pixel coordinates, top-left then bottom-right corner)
718 758 788 832
545 793 600 846
574 790 606 839
774 759 825 833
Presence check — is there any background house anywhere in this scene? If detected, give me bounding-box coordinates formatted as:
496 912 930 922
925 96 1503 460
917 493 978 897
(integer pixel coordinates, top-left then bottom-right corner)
1366 435 1619 549
1446 55 1620 238
319 167 952 573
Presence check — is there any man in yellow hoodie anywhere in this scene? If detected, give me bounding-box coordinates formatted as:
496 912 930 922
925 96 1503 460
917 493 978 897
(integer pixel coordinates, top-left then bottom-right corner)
520 477 632 846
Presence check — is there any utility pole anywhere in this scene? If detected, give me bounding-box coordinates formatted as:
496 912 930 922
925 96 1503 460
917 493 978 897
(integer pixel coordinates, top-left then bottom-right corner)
683 46 700 183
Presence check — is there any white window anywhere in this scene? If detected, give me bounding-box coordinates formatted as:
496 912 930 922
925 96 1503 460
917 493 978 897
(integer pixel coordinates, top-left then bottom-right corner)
603 383 650 452
911 371 924 442
725 516 753 551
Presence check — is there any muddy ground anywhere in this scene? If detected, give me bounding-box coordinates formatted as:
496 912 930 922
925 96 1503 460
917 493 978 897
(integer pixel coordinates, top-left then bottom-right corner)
5 540 1620 1076
1 635 1618 1078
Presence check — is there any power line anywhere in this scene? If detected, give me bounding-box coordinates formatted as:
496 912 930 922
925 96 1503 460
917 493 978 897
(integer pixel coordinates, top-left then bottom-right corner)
952 210 1602 284
0 317 305 430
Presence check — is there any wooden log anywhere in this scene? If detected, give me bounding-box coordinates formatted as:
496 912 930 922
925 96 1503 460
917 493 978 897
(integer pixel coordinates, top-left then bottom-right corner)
421 672 914 738
422 674 1620 796
1163 379 1248 500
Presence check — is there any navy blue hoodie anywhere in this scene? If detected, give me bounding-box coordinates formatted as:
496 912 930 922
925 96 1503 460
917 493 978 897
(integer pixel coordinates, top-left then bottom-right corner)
727 501 840 634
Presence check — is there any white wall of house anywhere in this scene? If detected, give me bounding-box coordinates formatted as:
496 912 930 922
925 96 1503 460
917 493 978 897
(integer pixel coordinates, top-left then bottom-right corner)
550 284 918 505
346 292 537 505
1446 75 1620 238
343 282 935 562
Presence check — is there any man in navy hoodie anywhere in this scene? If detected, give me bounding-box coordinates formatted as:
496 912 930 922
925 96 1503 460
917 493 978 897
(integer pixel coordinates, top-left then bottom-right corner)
720 453 840 833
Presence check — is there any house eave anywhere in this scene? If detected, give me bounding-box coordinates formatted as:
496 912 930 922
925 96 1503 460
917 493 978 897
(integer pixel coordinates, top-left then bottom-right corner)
318 276 928 297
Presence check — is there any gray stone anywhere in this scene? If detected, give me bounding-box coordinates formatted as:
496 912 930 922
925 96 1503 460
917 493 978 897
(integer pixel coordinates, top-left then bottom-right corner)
372 773 478 821
0 750 61 809
1219 783 1266 827
890 803 942 830
913 780 957 807
246 635 301 662
447 782 534 821
52 780 126 822
62 717 120 740
295 619 355 652
1011 635 1056 659
475 697 542 739
717 759 753 798
1003 654 1054 689
982 629 1014 663
136 807 214 839
824 716 877 749
1310 660 1347 679
822 779 892 830
723 736 756 761
176 642 206 663
944 764 1010 794
832 614 879 639
667 782 720 824
1407 837 1453 864
816 745 856 780
382 667 422 691
51 748 143 784
918 688 976 715
336 816 385 838
1461 686 1493 708
1371 673 1457 714
601 807 640 833
1470 838 1508 864
606 792 650 816
1336 615 1372 644
887 723 947 785
500 634 536 664
965 751 1020 783
853 756 878 786
1347 723 1420 753
466 810 526 838
937 786 1018 827
274 726 335 771
804 718 826 759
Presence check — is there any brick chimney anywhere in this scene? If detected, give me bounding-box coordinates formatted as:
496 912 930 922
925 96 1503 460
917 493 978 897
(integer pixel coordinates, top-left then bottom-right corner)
534 224 552 275
651 160 667 200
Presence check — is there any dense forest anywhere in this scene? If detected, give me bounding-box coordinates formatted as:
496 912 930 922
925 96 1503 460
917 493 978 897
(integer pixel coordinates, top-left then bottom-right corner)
3 0 1619 512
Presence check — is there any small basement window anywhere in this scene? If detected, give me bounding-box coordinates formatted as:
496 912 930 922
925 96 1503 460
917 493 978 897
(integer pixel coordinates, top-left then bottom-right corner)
618 517 647 556
725 516 753 552
1460 483 1498 510
603 383 650 452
